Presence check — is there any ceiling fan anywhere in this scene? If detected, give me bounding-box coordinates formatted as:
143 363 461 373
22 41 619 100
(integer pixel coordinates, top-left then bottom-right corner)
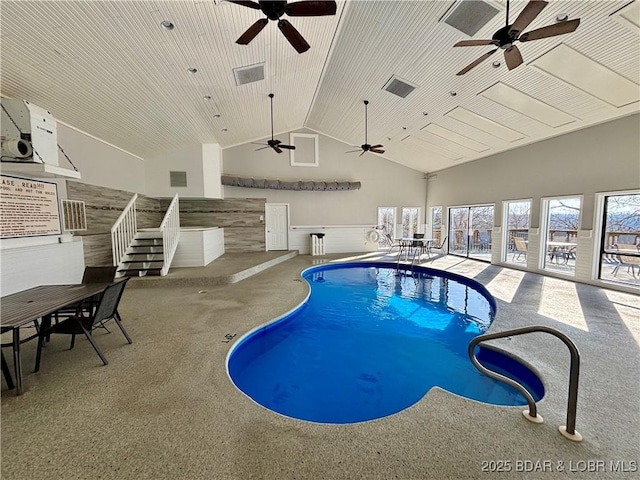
229 1 337 54
346 100 385 156
252 93 295 154
454 0 580 75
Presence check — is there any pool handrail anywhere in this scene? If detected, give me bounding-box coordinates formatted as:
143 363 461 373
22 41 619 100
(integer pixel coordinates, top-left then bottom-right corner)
468 325 582 442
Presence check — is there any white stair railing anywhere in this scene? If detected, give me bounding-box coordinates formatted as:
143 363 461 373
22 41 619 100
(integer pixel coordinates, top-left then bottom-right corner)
111 194 138 269
160 194 180 276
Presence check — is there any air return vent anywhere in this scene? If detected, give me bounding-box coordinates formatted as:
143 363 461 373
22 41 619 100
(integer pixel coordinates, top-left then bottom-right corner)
442 0 500 37
382 76 418 99
170 171 187 187
233 62 265 86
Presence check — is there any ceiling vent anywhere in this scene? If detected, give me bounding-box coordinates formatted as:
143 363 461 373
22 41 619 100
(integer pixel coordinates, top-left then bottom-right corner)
170 171 187 187
233 62 265 86
441 0 501 37
382 76 418 99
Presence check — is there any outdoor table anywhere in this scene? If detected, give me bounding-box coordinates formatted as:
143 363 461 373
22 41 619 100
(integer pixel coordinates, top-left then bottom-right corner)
1 283 111 395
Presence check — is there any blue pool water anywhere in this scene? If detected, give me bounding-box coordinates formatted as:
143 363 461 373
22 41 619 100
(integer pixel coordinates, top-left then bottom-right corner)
227 263 544 424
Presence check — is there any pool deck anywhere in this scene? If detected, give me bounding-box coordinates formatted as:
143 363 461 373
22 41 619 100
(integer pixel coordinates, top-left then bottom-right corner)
2 251 639 479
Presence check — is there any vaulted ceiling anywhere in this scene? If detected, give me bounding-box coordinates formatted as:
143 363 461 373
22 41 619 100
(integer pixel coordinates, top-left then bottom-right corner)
1 0 638 173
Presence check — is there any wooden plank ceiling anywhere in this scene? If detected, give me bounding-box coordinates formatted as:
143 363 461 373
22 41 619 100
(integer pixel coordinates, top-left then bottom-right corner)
1 0 638 172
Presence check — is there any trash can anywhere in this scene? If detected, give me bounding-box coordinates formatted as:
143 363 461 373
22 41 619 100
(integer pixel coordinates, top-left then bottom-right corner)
310 233 325 256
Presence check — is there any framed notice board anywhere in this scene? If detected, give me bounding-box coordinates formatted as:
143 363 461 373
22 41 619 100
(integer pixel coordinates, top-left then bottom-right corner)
0 174 62 239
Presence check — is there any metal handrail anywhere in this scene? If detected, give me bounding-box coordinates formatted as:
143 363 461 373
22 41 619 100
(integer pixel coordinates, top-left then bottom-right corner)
468 325 582 442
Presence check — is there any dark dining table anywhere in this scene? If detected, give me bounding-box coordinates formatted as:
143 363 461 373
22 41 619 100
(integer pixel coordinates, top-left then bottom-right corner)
1 282 111 395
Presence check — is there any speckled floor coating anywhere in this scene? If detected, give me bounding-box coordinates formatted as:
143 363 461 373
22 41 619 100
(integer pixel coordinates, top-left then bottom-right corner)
1 252 639 479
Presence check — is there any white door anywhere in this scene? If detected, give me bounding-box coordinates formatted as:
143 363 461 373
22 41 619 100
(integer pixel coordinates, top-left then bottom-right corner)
266 204 288 251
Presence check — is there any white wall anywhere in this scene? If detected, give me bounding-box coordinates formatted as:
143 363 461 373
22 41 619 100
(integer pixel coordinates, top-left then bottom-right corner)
427 113 640 289
223 129 427 226
427 114 640 230
202 144 223 199
56 122 146 193
146 144 223 199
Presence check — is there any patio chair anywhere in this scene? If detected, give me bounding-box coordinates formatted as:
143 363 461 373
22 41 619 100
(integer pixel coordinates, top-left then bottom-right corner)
35 278 133 370
429 236 448 255
513 237 527 262
54 266 118 327
384 233 402 254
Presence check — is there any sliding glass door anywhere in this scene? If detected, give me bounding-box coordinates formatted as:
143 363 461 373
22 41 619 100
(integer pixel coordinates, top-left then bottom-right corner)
448 205 494 261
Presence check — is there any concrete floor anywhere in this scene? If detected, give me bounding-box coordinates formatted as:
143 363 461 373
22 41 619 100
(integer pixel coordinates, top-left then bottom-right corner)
1 252 639 479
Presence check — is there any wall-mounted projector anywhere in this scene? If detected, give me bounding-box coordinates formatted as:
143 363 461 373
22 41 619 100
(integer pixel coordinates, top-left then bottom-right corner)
1 98 58 166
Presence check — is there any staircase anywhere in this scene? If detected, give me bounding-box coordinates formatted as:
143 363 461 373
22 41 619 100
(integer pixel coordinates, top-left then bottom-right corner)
112 193 180 278
117 230 165 277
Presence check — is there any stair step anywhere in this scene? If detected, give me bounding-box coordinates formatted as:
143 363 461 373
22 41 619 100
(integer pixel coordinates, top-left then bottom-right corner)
118 267 163 276
126 251 164 256
121 259 164 264
132 239 163 244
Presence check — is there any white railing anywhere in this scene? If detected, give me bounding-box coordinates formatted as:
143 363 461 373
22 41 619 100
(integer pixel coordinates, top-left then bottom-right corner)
160 194 180 276
111 194 138 268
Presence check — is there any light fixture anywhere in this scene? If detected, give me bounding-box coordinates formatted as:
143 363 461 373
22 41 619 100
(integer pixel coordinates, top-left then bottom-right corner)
556 13 569 22
492 61 501 68
422 112 428 116
213 114 221 118
221 128 228 132
161 20 174 30
450 91 457 96
203 95 212 100
187 67 198 74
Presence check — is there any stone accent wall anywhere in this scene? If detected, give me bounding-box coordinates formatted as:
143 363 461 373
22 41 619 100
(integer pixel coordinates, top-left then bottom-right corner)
163 198 266 252
67 181 162 266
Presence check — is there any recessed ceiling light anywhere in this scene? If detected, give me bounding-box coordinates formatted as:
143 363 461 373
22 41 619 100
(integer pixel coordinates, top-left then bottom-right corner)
161 20 174 30
213 114 221 118
423 112 428 116
187 67 198 74
450 91 457 96
221 128 228 132
556 14 569 22
492 61 501 68
203 95 212 100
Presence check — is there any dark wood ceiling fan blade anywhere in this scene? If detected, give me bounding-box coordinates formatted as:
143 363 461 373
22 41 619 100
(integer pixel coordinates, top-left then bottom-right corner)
509 1 548 37
346 149 362 153
504 45 523 70
456 49 497 75
278 144 296 150
236 18 269 45
255 146 270 151
519 18 580 42
369 144 384 149
227 0 262 10
278 19 310 53
272 145 283 154
359 151 366 157
454 39 497 47
370 149 385 154
285 1 337 16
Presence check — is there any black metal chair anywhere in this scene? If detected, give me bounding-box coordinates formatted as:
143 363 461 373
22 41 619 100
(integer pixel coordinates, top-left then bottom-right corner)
35 278 132 370
1 350 14 390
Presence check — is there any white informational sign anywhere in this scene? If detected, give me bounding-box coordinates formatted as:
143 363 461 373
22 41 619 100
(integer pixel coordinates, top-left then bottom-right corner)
0 174 61 238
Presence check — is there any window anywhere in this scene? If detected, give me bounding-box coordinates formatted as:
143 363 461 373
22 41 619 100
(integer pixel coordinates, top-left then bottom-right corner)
289 133 319 167
541 196 581 275
401 207 420 238
503 200 531 264
429 206 442 243
597 192 640 288
378 207 396 239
